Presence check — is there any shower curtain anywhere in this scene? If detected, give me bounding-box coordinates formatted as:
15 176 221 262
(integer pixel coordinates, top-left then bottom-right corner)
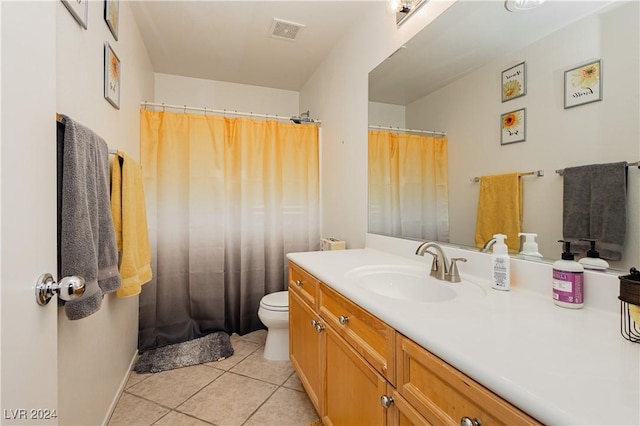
368 131 449 241
139 110 319 351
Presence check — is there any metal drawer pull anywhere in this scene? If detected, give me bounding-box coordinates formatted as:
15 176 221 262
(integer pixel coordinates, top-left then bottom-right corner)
338 315 350 325
36 273 85 306
460 417 481 426
295 279 303 286
380 395 394 409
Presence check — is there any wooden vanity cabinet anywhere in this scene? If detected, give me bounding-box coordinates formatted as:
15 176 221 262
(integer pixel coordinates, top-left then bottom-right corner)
288 261 540 426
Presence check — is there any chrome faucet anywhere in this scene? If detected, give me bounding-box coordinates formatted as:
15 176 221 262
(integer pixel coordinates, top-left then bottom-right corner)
415 242 467 282
480 237 497 253
415 242 450 280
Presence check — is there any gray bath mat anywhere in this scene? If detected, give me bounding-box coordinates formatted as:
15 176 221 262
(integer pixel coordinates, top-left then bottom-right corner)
134 331 234 374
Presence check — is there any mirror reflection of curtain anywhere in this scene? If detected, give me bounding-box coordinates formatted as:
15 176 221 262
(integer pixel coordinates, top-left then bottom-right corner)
368 131 449 241
139 110 320 351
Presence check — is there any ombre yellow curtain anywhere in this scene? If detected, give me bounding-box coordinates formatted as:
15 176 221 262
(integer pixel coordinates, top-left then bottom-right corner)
139 109 319 350
368 131 449 241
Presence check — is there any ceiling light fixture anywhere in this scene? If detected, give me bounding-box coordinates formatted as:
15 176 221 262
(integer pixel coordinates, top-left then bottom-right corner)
504 0 547 12
393 0 427 26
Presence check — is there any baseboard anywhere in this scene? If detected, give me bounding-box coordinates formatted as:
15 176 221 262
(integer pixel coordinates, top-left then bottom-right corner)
101 349 139 426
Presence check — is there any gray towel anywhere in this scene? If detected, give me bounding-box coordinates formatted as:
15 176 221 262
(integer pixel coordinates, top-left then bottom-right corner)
563 161 627 260
60 115 121 320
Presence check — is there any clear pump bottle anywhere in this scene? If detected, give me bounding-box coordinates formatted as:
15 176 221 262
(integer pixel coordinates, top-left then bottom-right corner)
491 234 510 291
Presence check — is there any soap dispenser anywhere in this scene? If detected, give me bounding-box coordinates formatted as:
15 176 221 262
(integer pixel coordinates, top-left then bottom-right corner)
578 239 609 271
518 232 543 259
491 234 510 291
553 240 584 309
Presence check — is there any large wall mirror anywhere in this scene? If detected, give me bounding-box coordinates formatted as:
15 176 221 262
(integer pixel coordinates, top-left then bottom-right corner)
368 0 639 271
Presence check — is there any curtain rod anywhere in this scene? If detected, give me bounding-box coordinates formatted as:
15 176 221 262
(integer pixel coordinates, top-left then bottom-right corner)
140 101 322 125
471 170 544 183
368 124 446 137
555 161 639 176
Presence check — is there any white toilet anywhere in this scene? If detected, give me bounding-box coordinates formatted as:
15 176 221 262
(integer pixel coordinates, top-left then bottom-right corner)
257 290 290 361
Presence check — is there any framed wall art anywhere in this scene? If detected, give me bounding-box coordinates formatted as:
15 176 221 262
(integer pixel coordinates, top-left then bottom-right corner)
104 42 120 109
564 59 602 108
501 61 526 102
105 0 119 40
61 0 88 29
501 108 526 145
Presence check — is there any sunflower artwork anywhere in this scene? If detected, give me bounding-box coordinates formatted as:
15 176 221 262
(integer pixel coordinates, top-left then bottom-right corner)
501 108 526 145
501 62 526 102
104 42 120 109
564 60 602 109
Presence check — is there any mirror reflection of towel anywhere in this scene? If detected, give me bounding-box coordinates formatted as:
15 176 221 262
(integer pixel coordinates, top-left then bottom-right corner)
474 173 522 253
563 162 627 260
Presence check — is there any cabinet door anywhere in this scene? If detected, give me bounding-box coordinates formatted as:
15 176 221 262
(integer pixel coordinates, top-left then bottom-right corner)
289 289 323 415
323 325 387 426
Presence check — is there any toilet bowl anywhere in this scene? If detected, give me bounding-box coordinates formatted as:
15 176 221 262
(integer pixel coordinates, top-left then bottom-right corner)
257 290 290 361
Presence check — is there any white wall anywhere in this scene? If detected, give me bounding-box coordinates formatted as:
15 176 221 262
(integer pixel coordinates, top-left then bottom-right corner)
405 1 639 267
154 73 300 118
56 1 154 424
300 1 456 249
368 101 405 128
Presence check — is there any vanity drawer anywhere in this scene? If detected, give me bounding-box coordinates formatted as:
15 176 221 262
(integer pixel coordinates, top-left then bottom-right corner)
396 334 540 426
319 283 395 384
289 262 319 309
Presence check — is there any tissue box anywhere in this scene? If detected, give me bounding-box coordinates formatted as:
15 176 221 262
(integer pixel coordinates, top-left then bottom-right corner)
321 238 346 251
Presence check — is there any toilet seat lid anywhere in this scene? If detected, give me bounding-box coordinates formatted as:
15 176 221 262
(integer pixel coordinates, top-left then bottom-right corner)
260 291 289 311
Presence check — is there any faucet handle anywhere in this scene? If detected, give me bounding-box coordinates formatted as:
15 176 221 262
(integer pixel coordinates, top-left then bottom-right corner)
448 258 467 283
424 250 439 277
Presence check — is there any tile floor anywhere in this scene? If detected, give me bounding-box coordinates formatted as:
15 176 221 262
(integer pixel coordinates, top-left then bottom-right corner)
108 330 319 426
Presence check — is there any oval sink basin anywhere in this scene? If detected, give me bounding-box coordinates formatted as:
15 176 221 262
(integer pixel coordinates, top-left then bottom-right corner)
344 265 485 303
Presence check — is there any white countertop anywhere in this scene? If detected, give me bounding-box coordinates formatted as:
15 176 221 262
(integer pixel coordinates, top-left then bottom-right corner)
287 247 640 426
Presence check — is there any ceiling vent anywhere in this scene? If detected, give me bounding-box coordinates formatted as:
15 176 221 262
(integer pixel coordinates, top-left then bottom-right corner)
269 18 305 41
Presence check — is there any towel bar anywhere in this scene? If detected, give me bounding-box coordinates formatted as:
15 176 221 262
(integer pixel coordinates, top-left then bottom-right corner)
471 170 544 183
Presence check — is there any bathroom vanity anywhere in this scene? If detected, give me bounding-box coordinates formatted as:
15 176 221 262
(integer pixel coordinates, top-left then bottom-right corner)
287 237 639 425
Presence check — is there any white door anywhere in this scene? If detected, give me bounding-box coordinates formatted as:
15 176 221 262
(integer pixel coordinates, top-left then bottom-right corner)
1 2 59 424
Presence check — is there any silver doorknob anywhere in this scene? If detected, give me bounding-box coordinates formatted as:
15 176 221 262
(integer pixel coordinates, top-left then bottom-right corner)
380 395 394 409
460 417 481 426
295 279 303 286
36 273 85 306
339 315 350 325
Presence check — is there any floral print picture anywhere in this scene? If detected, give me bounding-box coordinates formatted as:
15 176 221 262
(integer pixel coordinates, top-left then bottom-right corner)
564 60 602 108
104 42 120 109
501 62 526 102
501 108 526 145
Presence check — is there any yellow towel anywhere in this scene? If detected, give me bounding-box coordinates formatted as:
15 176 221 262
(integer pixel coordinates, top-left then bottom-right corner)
111 151 152 297
474 173 522 253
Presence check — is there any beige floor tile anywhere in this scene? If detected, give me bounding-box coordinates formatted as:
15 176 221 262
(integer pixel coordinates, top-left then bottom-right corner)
206 335 261 371
128 364 224 408
282 372 304 392
178 372 277 426
108 393 169 426
154 410 212 425
126 371 152 389
244 387 319 426
230 350 294 385
238 329 267 345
